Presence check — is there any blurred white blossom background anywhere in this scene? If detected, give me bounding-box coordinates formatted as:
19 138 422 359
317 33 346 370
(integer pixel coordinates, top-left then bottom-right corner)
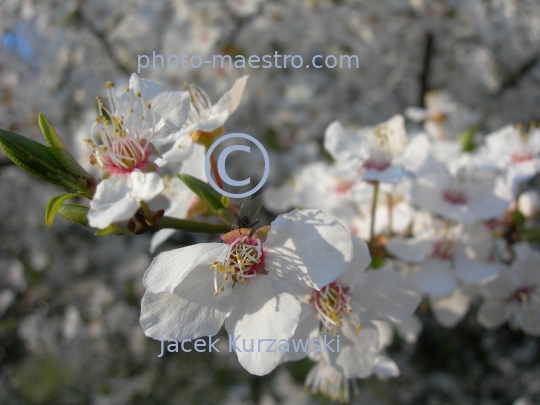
1 0 540 404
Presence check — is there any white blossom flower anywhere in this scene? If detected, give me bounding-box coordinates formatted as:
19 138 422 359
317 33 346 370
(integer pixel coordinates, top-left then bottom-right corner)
386 213 499 297
159 75 249 163
140 209 353 375
282 235 420 379
478 243 540 336
411 164 510 224
324 116 430 184
85 74 191 229
405 90 478 140
483 125 540 189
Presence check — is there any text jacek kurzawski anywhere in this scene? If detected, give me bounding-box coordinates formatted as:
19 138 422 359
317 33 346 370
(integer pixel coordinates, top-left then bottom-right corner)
158 334 340 357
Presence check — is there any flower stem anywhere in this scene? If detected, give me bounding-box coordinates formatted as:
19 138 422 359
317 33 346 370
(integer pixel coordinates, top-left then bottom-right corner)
386 193 393 237
210 153 225 190
157 216 226 234
370 181 380 242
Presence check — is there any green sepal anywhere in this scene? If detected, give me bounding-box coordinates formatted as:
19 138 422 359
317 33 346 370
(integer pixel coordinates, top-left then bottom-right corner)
95 223 132 236
45 193 84 227
38 113 92 180
57 203 91 227
458 126 477 153
0 127 73 188
370 256 385 269
178 173 228 213
221 195 230 210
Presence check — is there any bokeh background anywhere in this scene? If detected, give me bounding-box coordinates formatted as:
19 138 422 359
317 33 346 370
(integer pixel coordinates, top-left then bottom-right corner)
1 0 540 404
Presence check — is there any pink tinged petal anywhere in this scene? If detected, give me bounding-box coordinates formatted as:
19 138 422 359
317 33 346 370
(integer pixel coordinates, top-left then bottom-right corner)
361 165 405 184
143 243 227 294
336 235 372 286
216 75 249 114
281 303 320 363
416 260 456 297
224 276 301 376
140 267 233 341
477 300 507 329
430 288 470 328
322 319 379 379
386 237 433 263
351 268 421 323
263 209 353 290
88 174 141 229
453 255 499 285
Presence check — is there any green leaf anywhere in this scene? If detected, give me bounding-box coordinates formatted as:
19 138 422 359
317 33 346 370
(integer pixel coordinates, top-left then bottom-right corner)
522 228 540 243
510 209 526 228
0 128 71 188
178 173 227 213
45 193 83 227
38 113 92 180
458 126 477 153
57 203 91 227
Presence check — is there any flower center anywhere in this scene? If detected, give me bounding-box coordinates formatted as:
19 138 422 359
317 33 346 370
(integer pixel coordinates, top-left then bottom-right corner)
432 240 455 260
100 137 152 175
442 186 467 205
310 282 360 334
184 83 213 127
210 236 266 295
364 122 394 171
510 151 533 163
506 285 540 334
86 82 158 176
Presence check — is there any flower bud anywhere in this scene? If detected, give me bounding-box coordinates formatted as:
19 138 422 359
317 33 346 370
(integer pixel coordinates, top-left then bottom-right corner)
518 190 540 218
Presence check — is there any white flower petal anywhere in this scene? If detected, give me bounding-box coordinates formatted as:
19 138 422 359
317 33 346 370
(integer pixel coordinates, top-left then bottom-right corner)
386 237 433 263
430 288 470 328
216 75 249 114
477 300 507 329
264 209 353 290
140 266 233 341
374 356 400 379
453 255 499 285
362 165 404 184
130 170 164 201
336 235 372 286
224 276 301 376
122 74 191 132
324 121 361 162
395 315 423 344
416 260 456 297
351 268 421 323
322 319 379 379
88 174 139 229
160 133 194 163
281 303 320 363
143 243 227 294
